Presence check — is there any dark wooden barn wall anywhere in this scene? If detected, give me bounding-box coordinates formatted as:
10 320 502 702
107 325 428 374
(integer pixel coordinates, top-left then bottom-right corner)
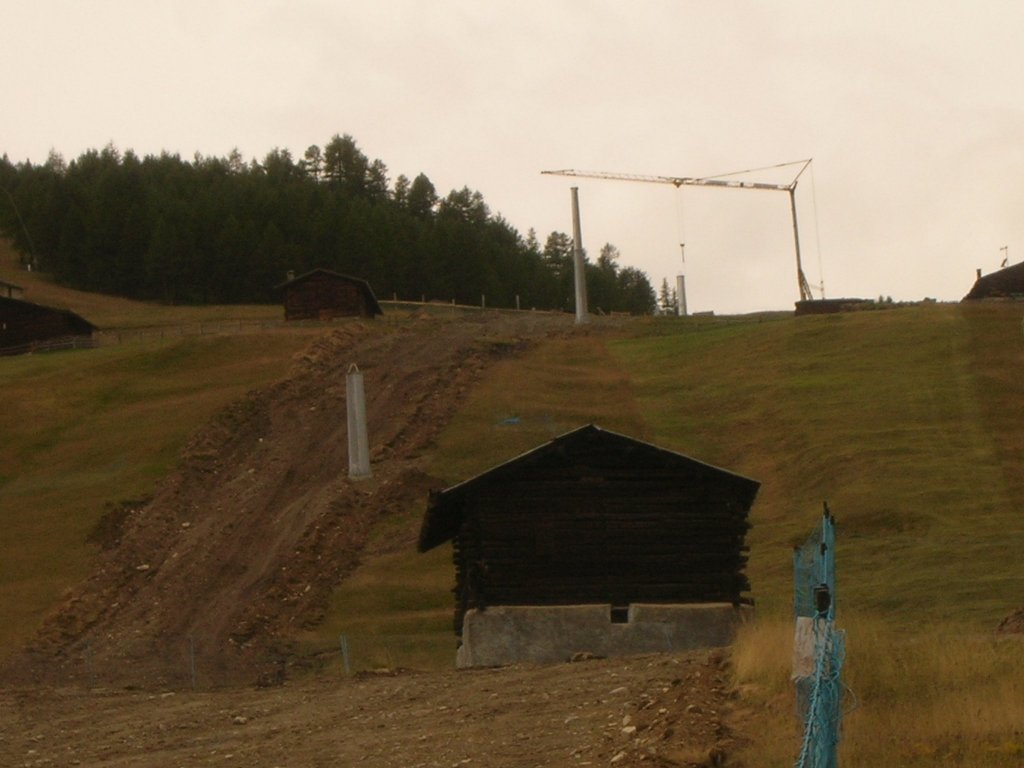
0 300 94 350
284 275 373 320
449 455 752 634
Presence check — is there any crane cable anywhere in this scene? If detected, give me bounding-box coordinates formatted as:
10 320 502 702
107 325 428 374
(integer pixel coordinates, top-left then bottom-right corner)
674 183 686 268
671 184 689 315
809 162 826 299
695 158 811 183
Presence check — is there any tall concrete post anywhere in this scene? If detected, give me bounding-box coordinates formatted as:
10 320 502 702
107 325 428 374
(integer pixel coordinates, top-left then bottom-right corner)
346 364 371 479
676 274 688 316
570 187 589 325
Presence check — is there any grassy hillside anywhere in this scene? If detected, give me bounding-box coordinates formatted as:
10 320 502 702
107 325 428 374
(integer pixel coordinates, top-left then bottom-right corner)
0 246 327 654
3 253 1023 765
303 330 652 669
310 303 1024 765
361 304 1023 633
0 335 329 653
612 305 1023 626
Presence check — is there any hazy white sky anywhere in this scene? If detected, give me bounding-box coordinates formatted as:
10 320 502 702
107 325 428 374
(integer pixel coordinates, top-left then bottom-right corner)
4 1 1023 313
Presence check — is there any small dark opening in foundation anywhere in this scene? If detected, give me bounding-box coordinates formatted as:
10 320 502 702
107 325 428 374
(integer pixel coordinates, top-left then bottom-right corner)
610 605 630 624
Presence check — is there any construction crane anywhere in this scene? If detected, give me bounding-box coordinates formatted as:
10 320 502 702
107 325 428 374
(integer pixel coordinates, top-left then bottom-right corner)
541 159 818 303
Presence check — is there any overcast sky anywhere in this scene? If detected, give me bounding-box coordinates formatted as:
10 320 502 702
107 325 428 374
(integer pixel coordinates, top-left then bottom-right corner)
4 1 1023 313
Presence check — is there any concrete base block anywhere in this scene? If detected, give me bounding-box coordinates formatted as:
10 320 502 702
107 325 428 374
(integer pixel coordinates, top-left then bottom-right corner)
455 603 753 668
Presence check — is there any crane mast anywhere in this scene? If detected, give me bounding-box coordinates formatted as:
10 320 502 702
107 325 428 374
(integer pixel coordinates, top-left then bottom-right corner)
541 159 816 303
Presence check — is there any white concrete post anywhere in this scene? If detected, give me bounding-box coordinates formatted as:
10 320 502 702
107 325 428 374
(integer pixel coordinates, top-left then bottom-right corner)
346 364 371 479
571 187 589 325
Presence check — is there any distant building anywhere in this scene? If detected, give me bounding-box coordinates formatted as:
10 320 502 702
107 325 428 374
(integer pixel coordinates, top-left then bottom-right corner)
0 297 96 355
276 269 383 321
418 424 759 667
963 262 1024 301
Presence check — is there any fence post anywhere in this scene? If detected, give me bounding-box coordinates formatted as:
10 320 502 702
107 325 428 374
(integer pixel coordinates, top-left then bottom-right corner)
340 635 350 675
85 641 94 690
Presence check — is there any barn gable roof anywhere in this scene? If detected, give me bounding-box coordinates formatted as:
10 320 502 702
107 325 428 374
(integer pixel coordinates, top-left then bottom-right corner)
418 424 760 552
963 262 1024 300
0 296 97 332
275 268 383 315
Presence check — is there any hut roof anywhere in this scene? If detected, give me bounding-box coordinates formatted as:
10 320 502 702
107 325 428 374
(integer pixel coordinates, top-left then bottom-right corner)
963 262 1024 300
418 424 760 552
275 268 383 315
0 296 97 332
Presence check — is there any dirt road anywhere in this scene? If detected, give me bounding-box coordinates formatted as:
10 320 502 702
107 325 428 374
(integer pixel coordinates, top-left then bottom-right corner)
2 650 743 768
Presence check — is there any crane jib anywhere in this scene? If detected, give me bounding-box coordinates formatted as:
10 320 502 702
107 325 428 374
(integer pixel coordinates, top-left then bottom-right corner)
540 159 817 303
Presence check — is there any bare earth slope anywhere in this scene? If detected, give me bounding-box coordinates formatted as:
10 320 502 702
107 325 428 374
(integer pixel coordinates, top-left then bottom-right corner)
8 312 568 687
1 650 744 768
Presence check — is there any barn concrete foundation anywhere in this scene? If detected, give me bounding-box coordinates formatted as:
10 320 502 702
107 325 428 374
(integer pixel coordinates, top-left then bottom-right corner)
455 603 753 668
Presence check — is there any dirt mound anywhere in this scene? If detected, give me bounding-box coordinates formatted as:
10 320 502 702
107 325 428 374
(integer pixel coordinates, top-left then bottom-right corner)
7 312 569 686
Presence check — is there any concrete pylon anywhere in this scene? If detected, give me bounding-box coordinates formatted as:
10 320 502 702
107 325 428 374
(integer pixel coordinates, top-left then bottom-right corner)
571 187 589 325
346 364 371 479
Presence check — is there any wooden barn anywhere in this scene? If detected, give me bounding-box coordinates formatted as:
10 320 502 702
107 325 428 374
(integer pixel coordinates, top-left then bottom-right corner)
963 262 1024 301
0 296 97 355
418 424 760 666
277 269 383 321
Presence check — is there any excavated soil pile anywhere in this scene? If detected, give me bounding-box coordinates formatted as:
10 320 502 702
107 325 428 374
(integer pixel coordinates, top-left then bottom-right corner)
5 312 569 687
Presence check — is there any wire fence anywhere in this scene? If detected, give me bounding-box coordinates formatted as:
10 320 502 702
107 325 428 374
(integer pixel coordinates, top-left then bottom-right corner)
0 334 100 356
0 320 287 356
5 632 456 691
0 301 566 357
8 636 273 691
93 318 288 346
793 504 846 768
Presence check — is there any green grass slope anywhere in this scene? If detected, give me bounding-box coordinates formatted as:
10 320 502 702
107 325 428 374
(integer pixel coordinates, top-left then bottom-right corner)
611 304 1024 627
302 331 652 669
0 333 324 658
364 305 1019 638
0 240 326 655
2 269 1022 764
309 303 1024 766
343 304 1023 649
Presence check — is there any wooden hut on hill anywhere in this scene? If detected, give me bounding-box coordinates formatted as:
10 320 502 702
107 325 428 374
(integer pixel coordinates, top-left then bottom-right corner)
0 297 96 355
963 262 1024 301
418 424 760 666
277 269 382 321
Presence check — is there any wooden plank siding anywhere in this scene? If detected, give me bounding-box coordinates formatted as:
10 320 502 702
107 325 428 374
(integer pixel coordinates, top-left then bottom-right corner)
0 296 96 355
276 269 383 321
419 425 760 638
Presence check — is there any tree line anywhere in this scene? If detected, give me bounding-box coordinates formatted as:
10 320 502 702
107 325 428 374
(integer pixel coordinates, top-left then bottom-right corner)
0 135 656 314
